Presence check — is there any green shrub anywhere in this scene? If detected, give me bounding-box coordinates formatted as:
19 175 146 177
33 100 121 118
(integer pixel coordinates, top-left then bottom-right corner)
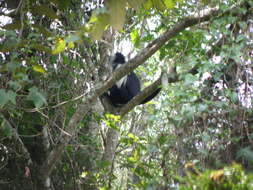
180 163 253 190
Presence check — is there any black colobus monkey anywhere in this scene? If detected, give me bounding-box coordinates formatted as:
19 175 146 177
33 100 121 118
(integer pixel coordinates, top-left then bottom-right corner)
105 52 161 107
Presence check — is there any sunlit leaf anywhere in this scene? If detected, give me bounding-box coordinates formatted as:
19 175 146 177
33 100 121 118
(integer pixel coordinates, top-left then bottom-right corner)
210 169 224 182
127 156 137 163
143 0 153 10
106 0 126 30
52 38 66 54
164 0 174 9
153 0 166 11
90 13 109 40
128 133 135 139
105 113 120 121
127 0 145 10
89 0 126 40
67 42 75 49
130 29 140 47
80 171 88 178
128 133 139 142
32 64 46 74
89 12 99 24
133 149 140 161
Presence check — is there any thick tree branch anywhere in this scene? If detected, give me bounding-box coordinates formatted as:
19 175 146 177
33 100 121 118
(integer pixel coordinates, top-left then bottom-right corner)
119 64 200 116
120 76 163 116
40 4 241 178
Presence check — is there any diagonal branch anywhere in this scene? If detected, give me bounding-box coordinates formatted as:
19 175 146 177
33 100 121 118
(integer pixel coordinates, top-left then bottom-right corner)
120 76 163 116
119 63 201 116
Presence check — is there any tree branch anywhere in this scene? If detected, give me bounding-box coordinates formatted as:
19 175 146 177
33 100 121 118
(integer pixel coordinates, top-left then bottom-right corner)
120 76 163 117
119 63 201 116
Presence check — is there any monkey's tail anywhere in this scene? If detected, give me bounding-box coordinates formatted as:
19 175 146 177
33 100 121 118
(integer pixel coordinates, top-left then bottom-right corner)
140 88 161 105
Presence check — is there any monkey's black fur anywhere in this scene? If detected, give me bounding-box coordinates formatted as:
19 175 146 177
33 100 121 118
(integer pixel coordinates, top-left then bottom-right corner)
105 52 160 107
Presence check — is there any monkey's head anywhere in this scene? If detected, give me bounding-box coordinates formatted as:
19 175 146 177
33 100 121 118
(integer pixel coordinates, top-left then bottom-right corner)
111 52 126 70
114 52 125 63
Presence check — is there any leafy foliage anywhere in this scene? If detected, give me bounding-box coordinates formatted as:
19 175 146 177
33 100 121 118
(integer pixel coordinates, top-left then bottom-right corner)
0 0 252 189
180 163 253 190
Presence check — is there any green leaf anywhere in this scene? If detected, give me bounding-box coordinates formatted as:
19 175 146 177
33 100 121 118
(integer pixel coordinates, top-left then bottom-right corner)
230 91 238 103
143 0 153 9
1 119 13 137
52 38 66 54
89 13 109 40
128 133 139 142
0 89 9 108
153 0 166 11
157 135 167 145
27 87 47 108
8 81 22 91
32 64 46 74
67 42 74 49
107 0 126 30
164 0 174 9
130 29 140 47
198 104 208 112
0 89 16 107
184 74 198 86
7 62 21 72
7 91 17 105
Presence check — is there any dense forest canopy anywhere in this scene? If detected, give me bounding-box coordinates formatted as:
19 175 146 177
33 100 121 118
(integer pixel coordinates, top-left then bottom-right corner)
0 0 253 189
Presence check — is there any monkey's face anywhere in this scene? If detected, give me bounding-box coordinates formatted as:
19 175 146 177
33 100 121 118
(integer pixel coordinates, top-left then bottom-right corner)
111 52 126 70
